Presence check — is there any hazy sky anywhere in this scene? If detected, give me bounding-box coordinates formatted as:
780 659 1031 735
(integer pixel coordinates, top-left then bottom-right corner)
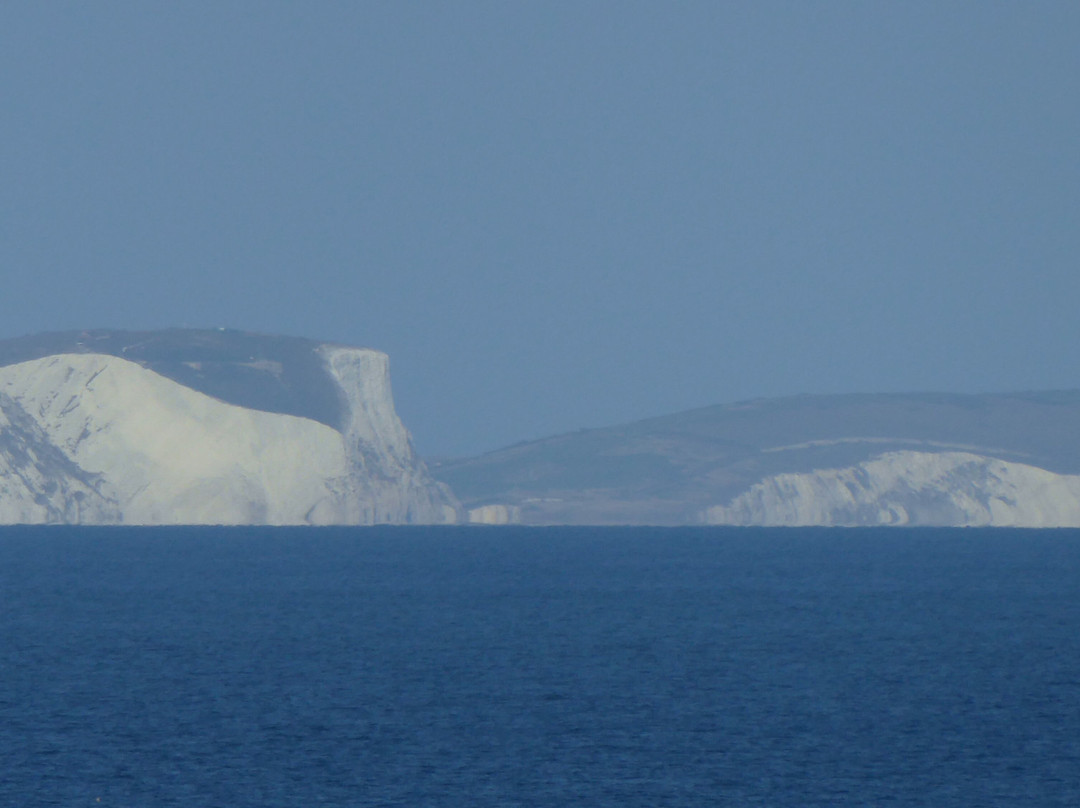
2 2 1077 456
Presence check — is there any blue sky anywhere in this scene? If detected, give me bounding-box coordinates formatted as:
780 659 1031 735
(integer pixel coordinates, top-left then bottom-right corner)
2 2 1077 456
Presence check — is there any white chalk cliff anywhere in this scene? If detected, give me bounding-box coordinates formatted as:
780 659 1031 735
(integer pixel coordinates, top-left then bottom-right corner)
703 451 1080 527
0 350 458 525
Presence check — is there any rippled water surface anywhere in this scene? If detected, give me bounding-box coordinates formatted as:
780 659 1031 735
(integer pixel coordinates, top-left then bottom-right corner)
2 526 1078 806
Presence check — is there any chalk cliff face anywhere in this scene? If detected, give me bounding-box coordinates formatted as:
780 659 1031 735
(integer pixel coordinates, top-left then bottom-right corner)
0 389 119 524
0 333 458 525
317 345 458 524
703 451 1080 528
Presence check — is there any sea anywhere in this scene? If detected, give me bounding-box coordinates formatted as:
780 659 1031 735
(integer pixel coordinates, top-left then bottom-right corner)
1 526 1078 807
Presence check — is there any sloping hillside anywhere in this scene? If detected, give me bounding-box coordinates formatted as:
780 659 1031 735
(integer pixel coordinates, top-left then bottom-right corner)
432 392 1080 525
0 328 345 428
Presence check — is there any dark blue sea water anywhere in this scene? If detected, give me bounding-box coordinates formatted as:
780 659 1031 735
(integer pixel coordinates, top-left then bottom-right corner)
1 527 1078 806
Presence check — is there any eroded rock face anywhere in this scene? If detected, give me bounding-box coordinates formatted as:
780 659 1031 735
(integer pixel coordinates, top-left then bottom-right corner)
0 390 118 524
0 344 459 525
703 451 1080 527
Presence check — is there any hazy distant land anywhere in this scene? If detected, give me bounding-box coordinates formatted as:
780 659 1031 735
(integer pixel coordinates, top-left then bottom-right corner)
434 390 1080 527
2 329 1079 527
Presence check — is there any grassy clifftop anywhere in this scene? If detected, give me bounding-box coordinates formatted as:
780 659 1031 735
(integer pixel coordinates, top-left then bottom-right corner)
0 328 351 430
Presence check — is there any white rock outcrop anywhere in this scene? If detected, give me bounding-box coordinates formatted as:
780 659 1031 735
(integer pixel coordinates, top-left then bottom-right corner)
466 504 522 525
703 451 1080 528
0 351 458 525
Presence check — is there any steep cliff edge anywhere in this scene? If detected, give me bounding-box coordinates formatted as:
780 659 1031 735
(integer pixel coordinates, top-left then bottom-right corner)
0 331 458 525
317 345 458 524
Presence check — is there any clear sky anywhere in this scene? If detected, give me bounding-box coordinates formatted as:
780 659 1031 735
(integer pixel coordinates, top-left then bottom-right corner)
2 2 1077 457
